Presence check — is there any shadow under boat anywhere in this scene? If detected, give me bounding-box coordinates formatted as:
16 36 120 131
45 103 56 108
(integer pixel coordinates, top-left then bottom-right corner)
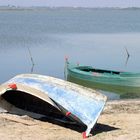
0 90 118 136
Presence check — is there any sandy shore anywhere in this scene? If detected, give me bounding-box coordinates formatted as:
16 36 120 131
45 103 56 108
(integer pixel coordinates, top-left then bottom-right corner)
0 99 140 140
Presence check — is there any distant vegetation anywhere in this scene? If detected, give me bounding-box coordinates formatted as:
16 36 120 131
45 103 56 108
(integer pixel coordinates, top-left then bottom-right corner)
0 6 140 11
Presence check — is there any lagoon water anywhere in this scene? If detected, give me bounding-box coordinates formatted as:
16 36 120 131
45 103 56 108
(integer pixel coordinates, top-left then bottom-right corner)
0 8 140 99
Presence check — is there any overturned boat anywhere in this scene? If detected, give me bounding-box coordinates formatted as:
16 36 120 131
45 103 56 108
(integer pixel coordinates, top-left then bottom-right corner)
0 74 107 138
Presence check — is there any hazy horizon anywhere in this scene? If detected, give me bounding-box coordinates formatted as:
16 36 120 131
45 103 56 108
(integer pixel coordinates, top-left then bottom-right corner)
0 0 140 8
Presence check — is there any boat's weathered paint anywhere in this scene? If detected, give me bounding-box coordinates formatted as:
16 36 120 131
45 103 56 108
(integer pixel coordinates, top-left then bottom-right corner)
65 60 140 98
0 74 107 138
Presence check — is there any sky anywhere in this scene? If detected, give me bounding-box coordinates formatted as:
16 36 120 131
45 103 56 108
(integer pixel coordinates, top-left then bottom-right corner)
0 0 140 8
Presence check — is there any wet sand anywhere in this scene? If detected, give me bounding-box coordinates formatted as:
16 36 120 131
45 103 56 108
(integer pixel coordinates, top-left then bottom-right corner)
0 99 140 140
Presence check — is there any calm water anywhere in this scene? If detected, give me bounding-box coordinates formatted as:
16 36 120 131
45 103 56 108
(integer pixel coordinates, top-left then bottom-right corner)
1 8 140 99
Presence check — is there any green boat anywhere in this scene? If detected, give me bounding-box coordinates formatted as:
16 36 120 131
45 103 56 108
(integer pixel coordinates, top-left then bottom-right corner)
64 59 140 98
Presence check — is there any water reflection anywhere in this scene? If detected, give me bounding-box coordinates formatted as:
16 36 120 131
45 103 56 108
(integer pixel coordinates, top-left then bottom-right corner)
30 64 35 73
66 74 140 99
99 90 120 100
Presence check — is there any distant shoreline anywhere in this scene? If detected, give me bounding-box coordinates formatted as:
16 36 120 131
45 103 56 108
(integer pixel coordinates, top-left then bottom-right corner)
0 6 140 11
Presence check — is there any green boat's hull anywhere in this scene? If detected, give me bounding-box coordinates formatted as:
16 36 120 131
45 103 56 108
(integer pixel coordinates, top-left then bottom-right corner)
65 61 140 99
